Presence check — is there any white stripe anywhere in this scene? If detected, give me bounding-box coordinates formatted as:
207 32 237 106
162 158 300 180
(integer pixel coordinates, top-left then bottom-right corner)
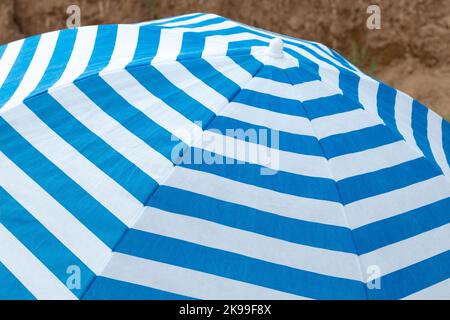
165 167 346 227
102 253 305 300
403 279 450 300
99 25 139 75
153 62 229 113
295 80 342 102
222 102 313 136
394 91 422 155
244 77 341 102
2 104 143 227
358 76 380 116
203 33 265 57
50 26 97 90
345 175 450 229
202 55 253 87
101 71 202 145
330 141 422 181
0 224 77 300
0 152 111 274
428 111 450 178
244 77 297 100
361 223 450 278
50 86 173 184
312 109 383 140
135 207 362 281
315 43 341 64
0 40 24 88
1 32 59 114
152 28 183 64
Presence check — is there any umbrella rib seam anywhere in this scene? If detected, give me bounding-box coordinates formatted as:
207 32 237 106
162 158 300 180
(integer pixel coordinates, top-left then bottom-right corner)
283 66 370 300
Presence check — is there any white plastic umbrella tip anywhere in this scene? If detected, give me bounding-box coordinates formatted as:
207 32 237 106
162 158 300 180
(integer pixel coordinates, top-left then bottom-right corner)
266 37 285 58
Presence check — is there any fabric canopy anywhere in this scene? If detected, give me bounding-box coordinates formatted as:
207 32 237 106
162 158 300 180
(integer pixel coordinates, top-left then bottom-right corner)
0 13 449 300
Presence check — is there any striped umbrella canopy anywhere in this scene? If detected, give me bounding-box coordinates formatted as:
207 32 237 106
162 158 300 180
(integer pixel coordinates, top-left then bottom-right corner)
0 13 449 300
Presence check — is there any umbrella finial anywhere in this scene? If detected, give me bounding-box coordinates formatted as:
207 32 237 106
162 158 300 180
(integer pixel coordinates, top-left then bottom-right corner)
266 38 284 58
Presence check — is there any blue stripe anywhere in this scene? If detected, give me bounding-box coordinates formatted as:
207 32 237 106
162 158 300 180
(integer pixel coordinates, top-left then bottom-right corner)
0 263 35 300
187 26 243 39
209 116 323 156
376 83 398 134
74 75 180 161
233 89 307 117
354 198 450 254
338 158 441 205
80 25 117 78
0 35 40 108
83 277 194 300
320 125 402 159
284 48 321 82
115 230 366 300
285 65 320 84
30 29 77 96
339 70 360 102
443 119 450 168
127 65 215 124
179 59 241 99
148 186 356 253
24 93 157 204
228 39 268 52
180 152 340 202
254 66 291 84
368 250 450 300
178 32 206 60
0 118 126 248
302 94 361 119
129 28 160 66
0 187 94 298
229 54 264 76
412 100 438 167
0 44 6 61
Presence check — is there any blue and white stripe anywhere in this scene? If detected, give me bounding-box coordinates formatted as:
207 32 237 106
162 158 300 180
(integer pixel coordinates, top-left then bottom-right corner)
0 13 449 300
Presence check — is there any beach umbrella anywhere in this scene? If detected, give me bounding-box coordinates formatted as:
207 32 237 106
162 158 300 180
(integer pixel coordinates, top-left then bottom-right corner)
0 13 449 300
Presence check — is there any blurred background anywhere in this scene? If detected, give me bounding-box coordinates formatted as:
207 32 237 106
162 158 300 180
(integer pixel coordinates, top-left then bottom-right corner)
1 0 449 119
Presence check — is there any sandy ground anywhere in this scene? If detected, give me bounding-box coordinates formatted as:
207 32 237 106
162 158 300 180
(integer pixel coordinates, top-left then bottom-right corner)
0 0 449 119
